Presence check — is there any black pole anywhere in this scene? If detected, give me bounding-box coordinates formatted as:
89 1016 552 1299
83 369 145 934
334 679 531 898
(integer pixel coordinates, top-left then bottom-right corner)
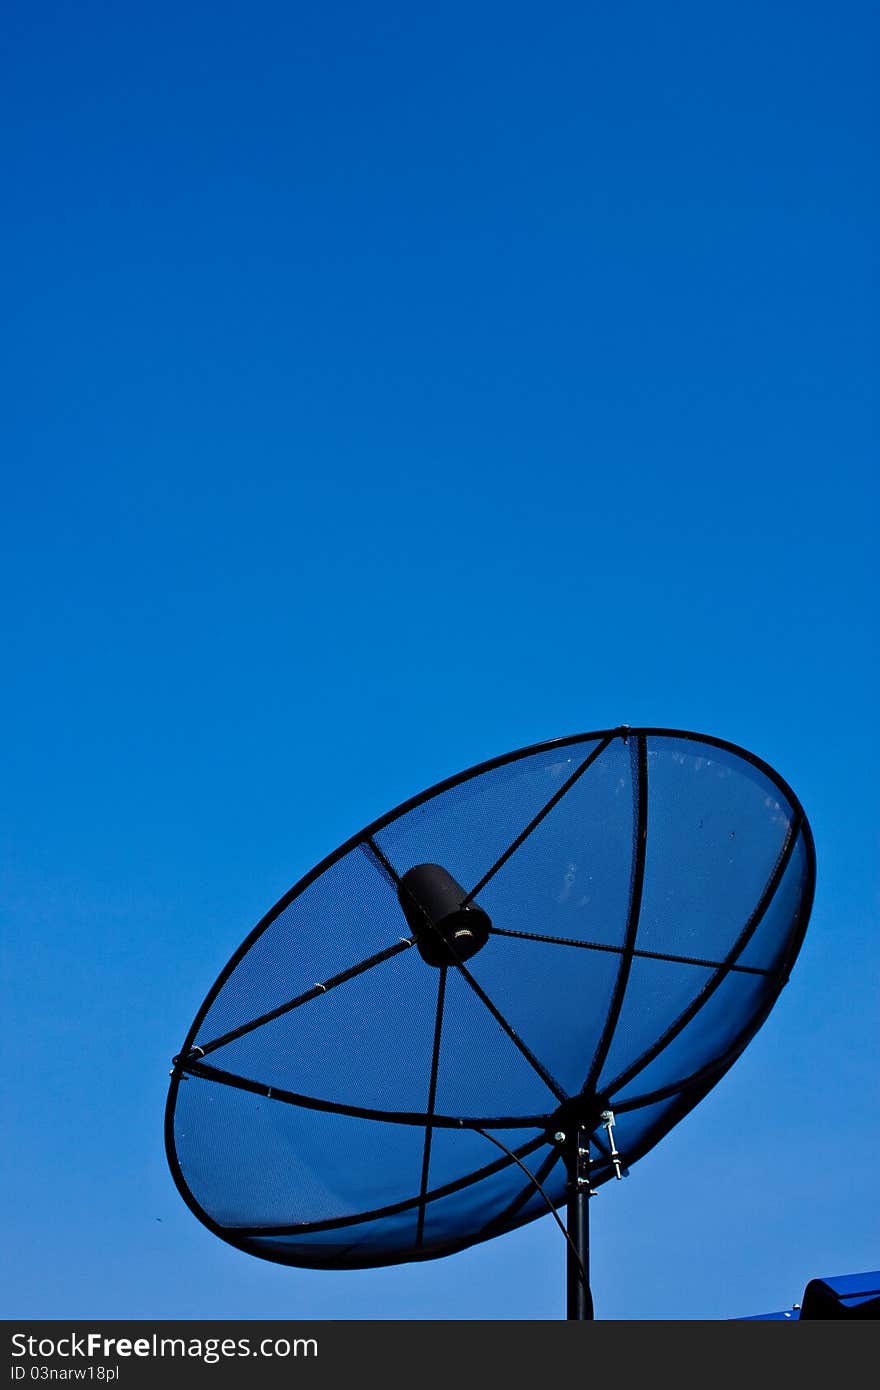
565 1126 594 1320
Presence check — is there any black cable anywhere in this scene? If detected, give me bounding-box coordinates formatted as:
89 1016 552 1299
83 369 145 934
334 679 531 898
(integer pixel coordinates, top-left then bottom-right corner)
467 1123 590 1302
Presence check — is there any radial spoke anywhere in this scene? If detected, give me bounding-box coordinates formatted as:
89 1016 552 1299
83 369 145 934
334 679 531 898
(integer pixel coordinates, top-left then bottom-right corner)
185 939 414 1060
609 1064 717 1113
360 836 402 889
416 966 448 1247
179 1057 553 1129
454 957 568 1104
583 735 648 1095
460 732 617 905
487 925 771 976
602 812 804 1099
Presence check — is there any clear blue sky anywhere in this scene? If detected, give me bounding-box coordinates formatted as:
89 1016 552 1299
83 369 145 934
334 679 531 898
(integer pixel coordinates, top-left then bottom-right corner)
2 1 876 1321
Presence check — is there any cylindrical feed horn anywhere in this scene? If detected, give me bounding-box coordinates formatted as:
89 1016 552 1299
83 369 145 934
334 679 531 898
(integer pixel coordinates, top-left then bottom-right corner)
397 863 491 966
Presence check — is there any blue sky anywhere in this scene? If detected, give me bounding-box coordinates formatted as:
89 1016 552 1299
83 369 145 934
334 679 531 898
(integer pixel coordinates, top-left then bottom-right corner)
2 1 877 1320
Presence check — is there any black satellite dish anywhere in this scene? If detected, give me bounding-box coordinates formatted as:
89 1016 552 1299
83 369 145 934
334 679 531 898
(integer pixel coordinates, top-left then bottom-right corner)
166 726 815 1319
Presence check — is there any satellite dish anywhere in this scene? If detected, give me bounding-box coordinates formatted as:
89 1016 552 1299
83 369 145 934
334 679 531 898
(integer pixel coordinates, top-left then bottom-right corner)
166 726 814 1319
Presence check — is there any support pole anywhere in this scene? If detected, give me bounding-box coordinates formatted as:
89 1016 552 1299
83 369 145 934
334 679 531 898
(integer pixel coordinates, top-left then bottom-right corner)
565 1126 594 1320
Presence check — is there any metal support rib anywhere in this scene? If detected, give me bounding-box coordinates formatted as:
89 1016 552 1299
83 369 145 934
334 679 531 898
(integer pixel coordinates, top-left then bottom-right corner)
486 925 771 976
454 956 568 1104
416 965 447 1247
186 939 413 1060
460 733 616 905
583 734 649 1096
362 836 402 887
603 811 804 1100
180 1057 551 1128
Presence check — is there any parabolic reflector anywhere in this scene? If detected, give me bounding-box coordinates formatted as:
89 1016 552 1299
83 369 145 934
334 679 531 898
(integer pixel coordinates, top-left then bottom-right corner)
166 727 814 1278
